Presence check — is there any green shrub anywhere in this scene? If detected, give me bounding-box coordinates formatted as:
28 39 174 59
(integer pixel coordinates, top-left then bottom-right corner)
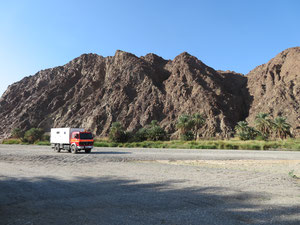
94 142 110 147
181 131 194 141
35 141 50 146
2 138 22 144
235 121 259 140
109 142 119 147
238 144 261 150
189 141 198 145
224 143 239 149
123 143 131 147
255 134 268 141
193 144 217 149
135 142 144 147
42 134 50 141
24 128 44 144
109 122 129 143
146 125 167 141
11 128 24 139
133 121 167 142
261 143 279 150
134 128 148 142
139 141 156 148
293 144 300 150
216 142 225 149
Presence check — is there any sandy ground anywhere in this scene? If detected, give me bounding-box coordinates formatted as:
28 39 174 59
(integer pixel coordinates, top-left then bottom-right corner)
0 145 300 225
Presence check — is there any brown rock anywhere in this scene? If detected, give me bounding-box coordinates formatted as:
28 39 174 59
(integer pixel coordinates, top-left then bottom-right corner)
246 47 300 137
0 48 299 139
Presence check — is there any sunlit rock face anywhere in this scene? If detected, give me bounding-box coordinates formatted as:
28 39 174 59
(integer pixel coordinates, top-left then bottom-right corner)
246 47 300 137
1 47 299 139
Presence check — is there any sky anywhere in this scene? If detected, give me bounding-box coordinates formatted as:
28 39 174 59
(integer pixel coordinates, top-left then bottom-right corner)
0 0 299 97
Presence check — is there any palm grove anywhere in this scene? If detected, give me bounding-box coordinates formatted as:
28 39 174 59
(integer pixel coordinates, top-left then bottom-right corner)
235 113 292 140
109 112 292 143
9 112 292 144
108 113 206 142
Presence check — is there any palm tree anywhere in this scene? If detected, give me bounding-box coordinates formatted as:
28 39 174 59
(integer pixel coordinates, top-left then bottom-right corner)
109 122 127 142
234 121 248 133
176 114 195 136
192 113 206 140
235 121 258 140
150 120 159 127
255 113 273 136
272 117 291 139
235 121 249 133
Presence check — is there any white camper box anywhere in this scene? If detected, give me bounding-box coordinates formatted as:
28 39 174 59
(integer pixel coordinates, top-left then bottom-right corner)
50 128 84 144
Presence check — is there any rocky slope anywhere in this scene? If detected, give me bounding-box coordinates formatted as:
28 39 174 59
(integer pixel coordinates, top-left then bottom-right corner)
0 47 299 139
0 51 248 139
246 47 300 137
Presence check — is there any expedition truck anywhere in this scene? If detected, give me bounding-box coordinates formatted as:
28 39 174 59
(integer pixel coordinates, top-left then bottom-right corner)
50 128 94 154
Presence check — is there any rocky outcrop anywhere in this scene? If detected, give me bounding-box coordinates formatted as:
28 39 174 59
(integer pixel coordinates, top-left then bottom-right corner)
0 50 248 139
0 47 299 139
246 47 300 137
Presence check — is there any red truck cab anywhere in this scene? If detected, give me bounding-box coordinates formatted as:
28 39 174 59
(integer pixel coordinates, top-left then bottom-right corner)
70 131 94 153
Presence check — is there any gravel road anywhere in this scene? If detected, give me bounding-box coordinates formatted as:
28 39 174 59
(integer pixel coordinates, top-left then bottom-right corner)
1 145 300 225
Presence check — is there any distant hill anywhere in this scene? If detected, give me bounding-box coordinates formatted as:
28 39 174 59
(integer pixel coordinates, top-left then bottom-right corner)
0 47 299 139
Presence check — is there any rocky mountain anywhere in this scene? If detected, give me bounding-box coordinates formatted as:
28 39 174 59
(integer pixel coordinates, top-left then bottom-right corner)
246 47 300 137
0 47 299 139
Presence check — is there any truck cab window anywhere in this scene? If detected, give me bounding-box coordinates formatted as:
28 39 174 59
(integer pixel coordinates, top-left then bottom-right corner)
75 134 79 139
80 133 93 139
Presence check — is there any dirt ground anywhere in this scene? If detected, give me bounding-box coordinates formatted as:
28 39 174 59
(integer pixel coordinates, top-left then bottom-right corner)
0 145 300 225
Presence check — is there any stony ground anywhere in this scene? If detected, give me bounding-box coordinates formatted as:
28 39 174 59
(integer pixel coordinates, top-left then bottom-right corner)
0 145 300 225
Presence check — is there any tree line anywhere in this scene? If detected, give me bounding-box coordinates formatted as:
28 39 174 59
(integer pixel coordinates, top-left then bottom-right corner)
10 112 292 143
109 112 292 143
235 113 292 140
11 128 48 143
109 113 206 142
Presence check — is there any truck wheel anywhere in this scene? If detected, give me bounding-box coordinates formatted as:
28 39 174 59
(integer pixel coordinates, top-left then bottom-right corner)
55 144 60 153
85 149 91 153
71 145 78 154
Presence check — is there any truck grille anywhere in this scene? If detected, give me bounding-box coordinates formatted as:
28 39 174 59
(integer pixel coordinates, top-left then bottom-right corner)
79 142 93 146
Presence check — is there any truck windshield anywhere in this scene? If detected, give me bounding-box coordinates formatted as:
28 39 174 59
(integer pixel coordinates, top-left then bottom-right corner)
80 133 93 139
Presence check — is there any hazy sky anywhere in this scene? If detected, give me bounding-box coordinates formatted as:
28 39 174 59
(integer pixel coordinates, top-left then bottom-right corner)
0 0 299 96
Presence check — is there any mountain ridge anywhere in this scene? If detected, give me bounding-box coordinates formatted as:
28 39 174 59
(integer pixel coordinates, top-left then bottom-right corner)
1 47 299 139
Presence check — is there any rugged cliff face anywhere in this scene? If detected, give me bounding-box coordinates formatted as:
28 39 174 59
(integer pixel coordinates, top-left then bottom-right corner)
0 50 248 139
0 47 299 139
246 47 300 137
